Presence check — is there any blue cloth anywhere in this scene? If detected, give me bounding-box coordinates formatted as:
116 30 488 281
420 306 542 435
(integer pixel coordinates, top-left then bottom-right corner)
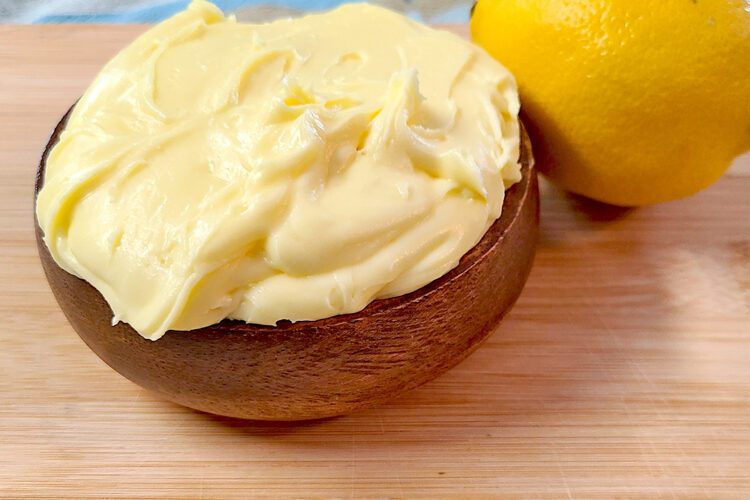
37 0 338 23
5 0 469 24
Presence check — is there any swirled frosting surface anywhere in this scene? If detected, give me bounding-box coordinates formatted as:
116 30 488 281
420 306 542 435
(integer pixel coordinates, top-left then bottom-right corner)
36 0 520 340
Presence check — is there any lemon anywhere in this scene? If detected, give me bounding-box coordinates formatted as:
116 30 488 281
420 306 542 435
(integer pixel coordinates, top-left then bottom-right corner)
471 0 750 206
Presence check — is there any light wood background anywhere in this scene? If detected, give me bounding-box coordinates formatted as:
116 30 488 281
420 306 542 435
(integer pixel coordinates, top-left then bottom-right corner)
1 25 749 498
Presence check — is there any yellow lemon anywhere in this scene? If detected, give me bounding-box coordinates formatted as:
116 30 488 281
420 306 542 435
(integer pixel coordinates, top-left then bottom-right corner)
471 0 750 206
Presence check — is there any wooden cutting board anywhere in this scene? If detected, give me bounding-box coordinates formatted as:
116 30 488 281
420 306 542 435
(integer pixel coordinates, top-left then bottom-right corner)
1 25 749 498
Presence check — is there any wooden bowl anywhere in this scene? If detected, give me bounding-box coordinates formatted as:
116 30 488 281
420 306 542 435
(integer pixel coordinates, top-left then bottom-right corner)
35 107 539 421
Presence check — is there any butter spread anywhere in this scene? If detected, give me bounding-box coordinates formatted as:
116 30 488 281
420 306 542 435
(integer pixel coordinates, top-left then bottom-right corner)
36 0 521 340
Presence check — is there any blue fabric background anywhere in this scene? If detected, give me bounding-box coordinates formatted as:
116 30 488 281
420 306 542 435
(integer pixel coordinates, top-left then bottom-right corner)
0 0 471 23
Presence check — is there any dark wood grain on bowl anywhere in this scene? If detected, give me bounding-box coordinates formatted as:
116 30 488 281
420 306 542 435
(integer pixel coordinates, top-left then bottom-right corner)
35 107 539 421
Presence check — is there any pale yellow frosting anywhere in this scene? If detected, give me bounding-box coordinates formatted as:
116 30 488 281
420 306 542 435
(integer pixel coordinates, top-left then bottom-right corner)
36 0 520 340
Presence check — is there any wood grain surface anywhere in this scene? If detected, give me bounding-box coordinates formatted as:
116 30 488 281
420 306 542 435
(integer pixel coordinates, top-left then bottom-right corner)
1 25 749 498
